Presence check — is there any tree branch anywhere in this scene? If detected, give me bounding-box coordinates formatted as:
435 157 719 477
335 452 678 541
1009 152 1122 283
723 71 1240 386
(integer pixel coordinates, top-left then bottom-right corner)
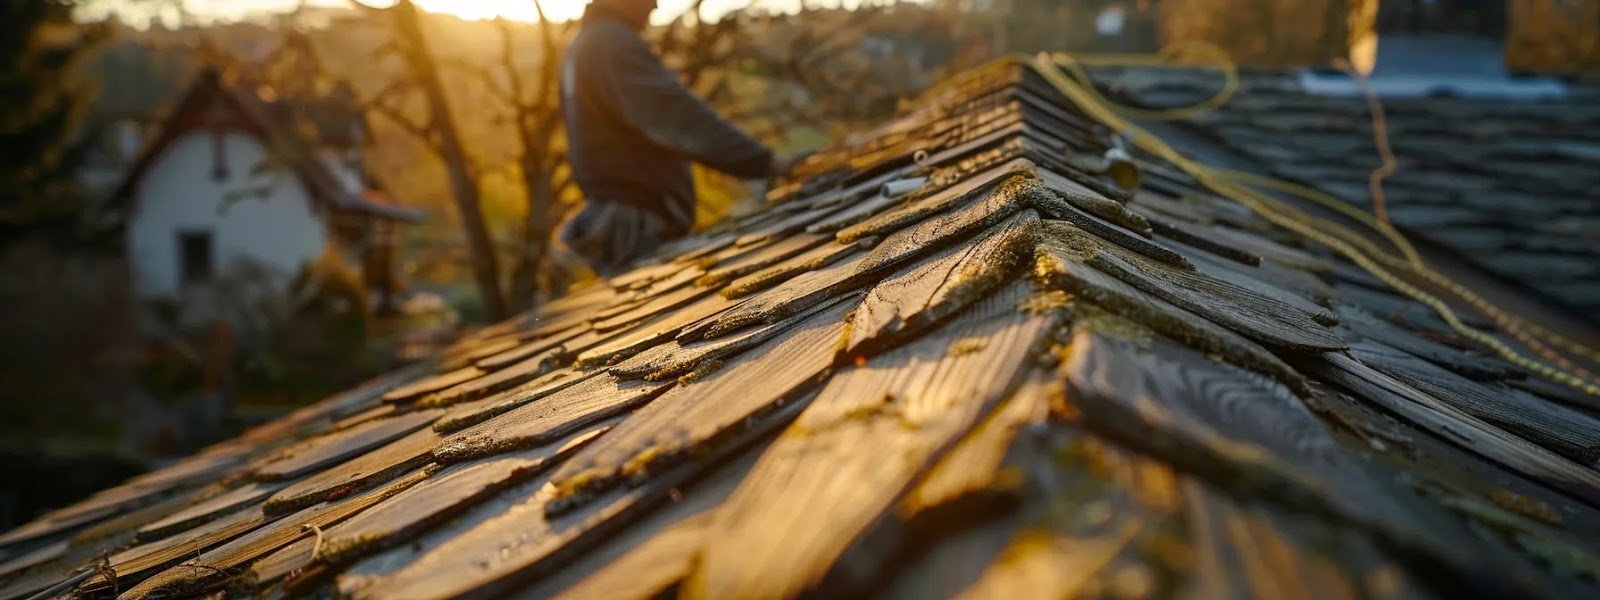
441 57 516 106
367 100 435 145
491 17 531 109
365 78 414 109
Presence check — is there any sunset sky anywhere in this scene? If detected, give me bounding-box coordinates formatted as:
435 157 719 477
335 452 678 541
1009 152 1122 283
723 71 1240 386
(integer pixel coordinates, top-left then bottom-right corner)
76 0 862 27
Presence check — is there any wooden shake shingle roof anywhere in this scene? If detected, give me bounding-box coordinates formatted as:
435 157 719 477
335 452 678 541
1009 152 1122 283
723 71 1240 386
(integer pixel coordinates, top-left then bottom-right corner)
1087 65 1600 324
5 60 1600 599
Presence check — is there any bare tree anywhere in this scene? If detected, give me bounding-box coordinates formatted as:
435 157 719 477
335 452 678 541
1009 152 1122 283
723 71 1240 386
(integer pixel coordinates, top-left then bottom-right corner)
351 0 508 320
459 6 578 312
336 0 947 318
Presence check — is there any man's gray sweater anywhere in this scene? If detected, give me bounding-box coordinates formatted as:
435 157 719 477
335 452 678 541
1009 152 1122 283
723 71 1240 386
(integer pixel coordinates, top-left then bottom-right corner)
560 9 775 238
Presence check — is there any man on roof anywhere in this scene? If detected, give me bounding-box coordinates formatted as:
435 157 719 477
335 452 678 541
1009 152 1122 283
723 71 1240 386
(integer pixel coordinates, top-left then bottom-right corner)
559 0 799 277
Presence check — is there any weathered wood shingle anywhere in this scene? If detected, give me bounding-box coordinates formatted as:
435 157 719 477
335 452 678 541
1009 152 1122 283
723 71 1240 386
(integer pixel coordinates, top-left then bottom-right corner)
7 59 1600 600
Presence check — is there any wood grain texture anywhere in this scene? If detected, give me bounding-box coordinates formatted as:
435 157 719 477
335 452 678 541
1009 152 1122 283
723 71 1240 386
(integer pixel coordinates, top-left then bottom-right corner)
1334 304 1515 380
950 425 1176 600
732 201 849 247
1144 211 1264 266
844 210 1038 356
432 368 591 434
331 404 399 432
1179 478 1362 600
1061 327 1573 598
589 283 716 334
474 326 588 371
435 374 671 464
1057 222 1344 352
722 238 869 299
336 483 576 600
806 192 901 234
520 448 772 600
0 449 248 552
608 260 692 292
900 376 1054 513
422 351 560 409
13 57 1600 600
1029 183 1192 270
304 425 611 570
9 558 111 600
381 367 485 404
612 293 860 383
264 427 441 516
837 160 1029 245
1034 229 1307 392
1179 243 1337 307
1035 167 1152 236
98 501 273 590
1510 374 1600 414
254 362 434 436
1206 224 1334 273
850 174 1043 281
1129 192 1221 226
449 336 521 368
341 395 795 600
117 469 432 599
692 283 1056 600
662 230 739 265
0 493 150 555
548 297 856 508
575 291 737 368
1315 353 1600 505
135 481 286 543
1332 282 1495 332
591 265 704 322
544 514 710 600
1305 382 1600 545
697 233 832 288
679 245 870 341
1327 258 1392 292
1349 340 1600 465
253 410 441 482
532 327 614 370
518 285 617 324
332 476 546 600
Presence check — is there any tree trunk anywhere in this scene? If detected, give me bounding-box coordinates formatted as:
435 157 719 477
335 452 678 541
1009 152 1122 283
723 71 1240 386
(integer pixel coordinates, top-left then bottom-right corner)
393 0 507 320
507 146 554 314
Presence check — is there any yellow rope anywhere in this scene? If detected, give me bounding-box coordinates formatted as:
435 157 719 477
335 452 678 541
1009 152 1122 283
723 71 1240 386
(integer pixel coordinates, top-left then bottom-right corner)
1056 41 1242 122
1003 49 1600 396
1217 168 1600 377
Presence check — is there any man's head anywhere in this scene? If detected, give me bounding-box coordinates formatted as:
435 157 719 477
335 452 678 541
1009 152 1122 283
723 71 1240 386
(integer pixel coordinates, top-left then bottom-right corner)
591 0 657 30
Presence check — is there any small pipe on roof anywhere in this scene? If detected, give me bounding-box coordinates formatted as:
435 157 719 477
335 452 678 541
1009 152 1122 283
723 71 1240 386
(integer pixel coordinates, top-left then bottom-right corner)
1103 134 1141 192
1072 135 1141 192
882 176 930 198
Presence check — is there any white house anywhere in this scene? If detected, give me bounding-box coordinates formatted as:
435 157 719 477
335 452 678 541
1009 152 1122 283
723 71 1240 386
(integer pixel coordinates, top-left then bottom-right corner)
108 69 422 329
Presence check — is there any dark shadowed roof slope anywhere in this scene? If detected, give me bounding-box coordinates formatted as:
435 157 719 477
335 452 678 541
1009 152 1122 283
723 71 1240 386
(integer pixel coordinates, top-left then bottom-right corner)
5 59 1600 600
1089 65 1600 325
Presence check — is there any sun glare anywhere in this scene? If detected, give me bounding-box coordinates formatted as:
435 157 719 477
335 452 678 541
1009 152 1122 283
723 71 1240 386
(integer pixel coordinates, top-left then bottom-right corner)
412 0 588 22
82 0 810 29
410 0 762 24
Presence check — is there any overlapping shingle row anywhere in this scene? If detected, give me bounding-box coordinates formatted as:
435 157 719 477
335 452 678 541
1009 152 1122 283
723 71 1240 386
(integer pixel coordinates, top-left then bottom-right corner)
3 61 1599 600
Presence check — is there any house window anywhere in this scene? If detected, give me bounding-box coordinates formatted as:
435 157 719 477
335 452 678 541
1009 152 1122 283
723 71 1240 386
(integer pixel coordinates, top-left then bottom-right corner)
178 230 214 285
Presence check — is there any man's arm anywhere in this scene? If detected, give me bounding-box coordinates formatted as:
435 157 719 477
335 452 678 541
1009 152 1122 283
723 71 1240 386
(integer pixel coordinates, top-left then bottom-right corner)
588 26 776 179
